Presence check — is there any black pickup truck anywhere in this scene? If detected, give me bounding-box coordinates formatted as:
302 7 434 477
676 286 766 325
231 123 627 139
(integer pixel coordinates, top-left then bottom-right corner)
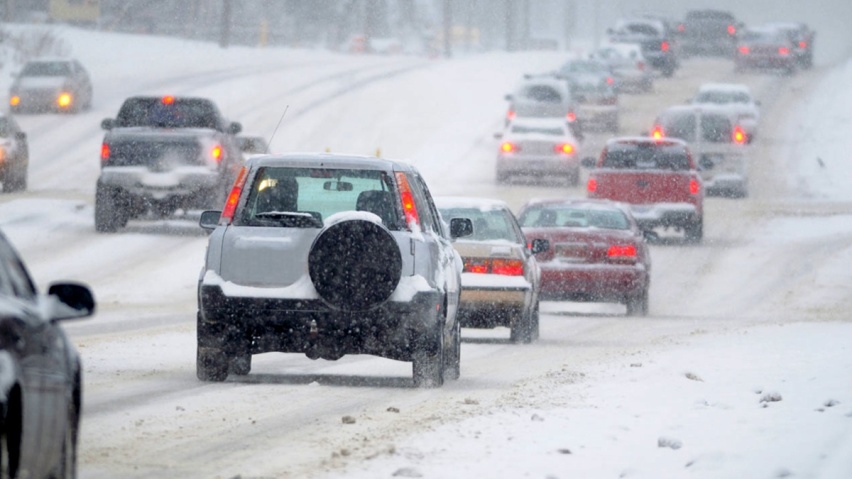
95 96 243 232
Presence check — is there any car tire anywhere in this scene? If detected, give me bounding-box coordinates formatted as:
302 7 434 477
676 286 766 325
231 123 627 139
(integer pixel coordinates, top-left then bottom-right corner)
626 289 649 316
229 353 252 376
0 394 21 479
443 318 461 381
50 402 78 479
197 347 229 382
662 65 675 78
684 219 703 243
94 183 129 233
510 308 533 344
530 300 540 341
2 164 26 193
412 324 445 388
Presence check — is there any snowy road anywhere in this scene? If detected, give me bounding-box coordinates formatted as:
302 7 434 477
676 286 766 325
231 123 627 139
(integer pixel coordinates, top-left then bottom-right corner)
0 27 849 478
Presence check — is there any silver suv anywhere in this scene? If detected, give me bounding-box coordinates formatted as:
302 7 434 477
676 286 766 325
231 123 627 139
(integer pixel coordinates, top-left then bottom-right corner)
197 154 472 387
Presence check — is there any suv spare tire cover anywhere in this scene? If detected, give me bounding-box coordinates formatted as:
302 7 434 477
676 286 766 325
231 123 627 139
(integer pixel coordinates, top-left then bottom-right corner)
308 219 403 311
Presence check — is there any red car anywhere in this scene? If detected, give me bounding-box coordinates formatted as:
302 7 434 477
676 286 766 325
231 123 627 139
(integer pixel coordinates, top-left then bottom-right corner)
518 198 651 315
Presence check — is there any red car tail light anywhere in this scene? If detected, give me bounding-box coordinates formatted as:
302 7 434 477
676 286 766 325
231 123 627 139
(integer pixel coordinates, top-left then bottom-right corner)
738 46 750 55
587 177 598 194
778 47 790 56
607 244 637 263
566 111 577 122
501 142 517 153
221 166 248 224
606 76 615 85
506 109 516 120
555 143 575 155
100 142 110 161
799 41 807 49
395 172 420 228
661 41 670 52
727 24 737 36
732 125 747 145
689 178 700 195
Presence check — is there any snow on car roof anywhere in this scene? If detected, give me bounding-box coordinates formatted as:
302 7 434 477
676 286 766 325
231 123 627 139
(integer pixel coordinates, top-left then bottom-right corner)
247 152 416 172
698 83 752 94
434 196 510 211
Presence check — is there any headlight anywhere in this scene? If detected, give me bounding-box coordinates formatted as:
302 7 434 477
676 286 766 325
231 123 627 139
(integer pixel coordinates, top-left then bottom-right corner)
57 92 73 108
9 96 20 107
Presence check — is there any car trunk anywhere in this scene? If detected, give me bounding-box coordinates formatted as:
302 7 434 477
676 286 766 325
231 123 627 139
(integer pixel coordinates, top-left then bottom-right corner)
523 227 639 265
591 170 695 205
104 133 205 169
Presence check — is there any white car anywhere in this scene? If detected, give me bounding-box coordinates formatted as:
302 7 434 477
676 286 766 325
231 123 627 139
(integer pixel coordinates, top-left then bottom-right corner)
495 117 582 185
690 83 761 139
591 43 654 93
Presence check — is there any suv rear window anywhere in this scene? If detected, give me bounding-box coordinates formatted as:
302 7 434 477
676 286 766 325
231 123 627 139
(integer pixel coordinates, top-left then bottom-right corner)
237 167 401 229
519 205 630 230
660 113 696 142
116 98 221 129
603 143 691 171
700 114 733 143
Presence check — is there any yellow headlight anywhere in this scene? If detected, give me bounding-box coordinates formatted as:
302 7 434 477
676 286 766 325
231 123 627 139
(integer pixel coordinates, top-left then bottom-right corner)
57 93 73 108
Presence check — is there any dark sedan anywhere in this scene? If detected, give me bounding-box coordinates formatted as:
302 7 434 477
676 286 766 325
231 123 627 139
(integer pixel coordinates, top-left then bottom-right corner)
0 228 95 478
519 199 651 316
735 28 798 75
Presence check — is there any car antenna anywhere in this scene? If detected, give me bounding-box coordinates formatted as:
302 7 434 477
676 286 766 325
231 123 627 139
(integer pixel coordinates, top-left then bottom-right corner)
265 105 289 153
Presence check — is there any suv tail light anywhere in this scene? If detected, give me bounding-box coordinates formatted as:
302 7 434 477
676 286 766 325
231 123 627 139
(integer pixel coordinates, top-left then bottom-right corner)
778 47 790 56
799 41 807 49
395 172 420 229
587 177 598 194
501 142 517 153
727 24 737 36
566 111 577 122
555 143 575 155
100 142 110 162
506 109 516 121
220 166 248 224
732 125 747 144
661 41 670 52
463 258 524 276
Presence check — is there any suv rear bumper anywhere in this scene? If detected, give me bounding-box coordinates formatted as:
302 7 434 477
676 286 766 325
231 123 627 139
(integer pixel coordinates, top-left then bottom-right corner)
198 284 443 362
629 203 701 230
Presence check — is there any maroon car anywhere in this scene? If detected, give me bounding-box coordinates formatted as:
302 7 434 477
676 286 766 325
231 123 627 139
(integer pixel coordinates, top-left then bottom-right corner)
518 198 651 315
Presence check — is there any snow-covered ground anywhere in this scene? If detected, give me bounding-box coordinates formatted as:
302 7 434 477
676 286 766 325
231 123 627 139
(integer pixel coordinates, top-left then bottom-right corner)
0 24 849 479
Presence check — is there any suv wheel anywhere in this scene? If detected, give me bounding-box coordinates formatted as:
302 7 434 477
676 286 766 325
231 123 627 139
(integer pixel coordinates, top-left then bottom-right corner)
196 312 229 381
510 308 533 344
3 163 26 193
412 326 445 388
530 301 540 341
684 219 703 243
229 353 252 376
443 319 461 381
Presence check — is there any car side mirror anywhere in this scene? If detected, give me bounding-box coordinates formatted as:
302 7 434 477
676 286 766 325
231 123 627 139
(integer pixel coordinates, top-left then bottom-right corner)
14 131 25 142
449 217 473 239
47 282 95 321
493 132 503 139
504 94 512 101
580 157 596 168
642 230 659 242
228 122 243 135
199 210 222 231
530 238 549 254
101 118 115 130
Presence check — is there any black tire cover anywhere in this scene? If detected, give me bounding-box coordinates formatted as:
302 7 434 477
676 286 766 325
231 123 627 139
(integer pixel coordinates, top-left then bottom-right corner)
308 219 403 311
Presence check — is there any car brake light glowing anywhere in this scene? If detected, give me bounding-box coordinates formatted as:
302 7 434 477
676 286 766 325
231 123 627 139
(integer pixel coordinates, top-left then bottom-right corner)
506 109 516 120
566 111 577 122
606 76 614 85
57 93 72 108
555 143 575 155
778 47 790 55
677 23 685 32
738 46 750 55
9 96 20 106
587 177 597 193
651 125 664 140
220 166 248 224
501 142 516 153
689 178 700 195
732 126 747 144
395 172 420 228
607 244 637 258
210 144 223 162
463 258 489 274
661 41 670 52
100 142 110 161
727 24 736 35
492 259 524 276
162 95 175 105
799 41 807 49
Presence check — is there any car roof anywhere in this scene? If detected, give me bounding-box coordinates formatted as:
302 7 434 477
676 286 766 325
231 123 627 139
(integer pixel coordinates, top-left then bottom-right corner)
697 83 752 94
515 76 569 91
606 136 689 148
521 197 631 213
434 196 511 211
245 153 417 173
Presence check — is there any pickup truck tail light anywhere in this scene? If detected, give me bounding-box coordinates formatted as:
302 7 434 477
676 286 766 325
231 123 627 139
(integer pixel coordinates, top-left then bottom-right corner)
501 142 517 153
566 111 577 122
778 47 790 56
799 41 807 49
220 166 248 225
463 258 524 276
738 46 750 55
689 178 700 195
506 109 516 121
727 25 737 36
555 143 575 155
587 177 598 194
395 172 420 229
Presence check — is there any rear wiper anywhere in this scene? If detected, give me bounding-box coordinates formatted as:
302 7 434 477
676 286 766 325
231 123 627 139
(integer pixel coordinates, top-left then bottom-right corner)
254 211 323 228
